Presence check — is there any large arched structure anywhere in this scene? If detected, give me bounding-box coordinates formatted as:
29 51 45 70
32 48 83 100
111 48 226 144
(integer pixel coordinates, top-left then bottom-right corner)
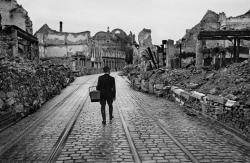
111 28 127 36
93 31 112 41
90 28 135 71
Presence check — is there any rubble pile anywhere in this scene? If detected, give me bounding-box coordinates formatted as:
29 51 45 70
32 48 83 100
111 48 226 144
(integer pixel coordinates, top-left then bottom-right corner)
0 60 75 124
197 61 250 104
125 61 250 105
124 61 250 138
161 68 202 87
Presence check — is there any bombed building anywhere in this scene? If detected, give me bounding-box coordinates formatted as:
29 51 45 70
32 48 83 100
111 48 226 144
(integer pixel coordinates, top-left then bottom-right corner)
0 0 33 33
179 10 250 68
35 24 135 74
0 0 38 61
181 10 250 54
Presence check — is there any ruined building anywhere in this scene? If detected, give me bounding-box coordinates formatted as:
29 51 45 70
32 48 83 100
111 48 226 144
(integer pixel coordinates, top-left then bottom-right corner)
0 0 33 34
180 10 250 68
0 0 38 61
92 28 134 71
181 10 250 53
35 24 135 74
35 23 91 73
181 10 222 53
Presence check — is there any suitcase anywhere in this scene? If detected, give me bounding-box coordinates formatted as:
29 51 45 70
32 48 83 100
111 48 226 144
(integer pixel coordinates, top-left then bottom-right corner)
89 86 100 102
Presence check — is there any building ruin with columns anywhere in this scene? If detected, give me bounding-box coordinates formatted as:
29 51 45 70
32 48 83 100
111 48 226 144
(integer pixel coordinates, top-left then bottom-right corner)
35 24 135 75
181 10 250 53
179 9 250 68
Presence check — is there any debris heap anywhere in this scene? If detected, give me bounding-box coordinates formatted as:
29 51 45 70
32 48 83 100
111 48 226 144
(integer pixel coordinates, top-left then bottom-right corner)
123 60 250 139
0 60 75 126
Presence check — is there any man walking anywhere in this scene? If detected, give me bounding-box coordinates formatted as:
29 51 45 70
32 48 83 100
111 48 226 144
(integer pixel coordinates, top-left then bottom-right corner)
97 66 116 125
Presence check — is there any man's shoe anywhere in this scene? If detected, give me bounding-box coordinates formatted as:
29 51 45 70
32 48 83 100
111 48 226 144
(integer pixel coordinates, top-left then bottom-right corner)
102 121 106 125
110 116 114 121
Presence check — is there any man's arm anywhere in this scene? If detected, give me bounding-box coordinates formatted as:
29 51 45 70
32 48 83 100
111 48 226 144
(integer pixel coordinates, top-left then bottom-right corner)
97 77 101 90
112 77 116 100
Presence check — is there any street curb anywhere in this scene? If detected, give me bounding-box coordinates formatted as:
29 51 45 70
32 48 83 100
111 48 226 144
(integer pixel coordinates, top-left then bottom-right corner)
169 86 250 144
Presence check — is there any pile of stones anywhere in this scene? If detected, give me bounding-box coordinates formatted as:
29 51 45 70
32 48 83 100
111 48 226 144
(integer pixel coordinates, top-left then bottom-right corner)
0 60 75 126
124 61 250 138
197 60 250 105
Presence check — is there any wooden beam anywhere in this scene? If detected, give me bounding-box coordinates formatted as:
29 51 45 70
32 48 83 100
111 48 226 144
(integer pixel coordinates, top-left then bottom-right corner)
236 38 240 62
198 30 250 40
233 38 237 62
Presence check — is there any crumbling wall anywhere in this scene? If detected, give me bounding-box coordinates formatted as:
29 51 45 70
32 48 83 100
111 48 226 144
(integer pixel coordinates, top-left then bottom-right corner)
36 25 90 59
219 10 250 49
138 28 153 49
220 10 250 30
137 28 158 71
183 10 250 55
0 0 33 34
182 10 222 53
46 46 67 58
0 30 12 59
66 33 89 44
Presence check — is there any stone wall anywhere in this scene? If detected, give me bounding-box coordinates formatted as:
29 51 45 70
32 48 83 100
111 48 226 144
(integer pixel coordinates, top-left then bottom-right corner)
0 25 38 61
0 30 12 59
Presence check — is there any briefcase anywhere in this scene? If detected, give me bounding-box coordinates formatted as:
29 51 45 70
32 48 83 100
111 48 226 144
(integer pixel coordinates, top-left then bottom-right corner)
89 86 100 102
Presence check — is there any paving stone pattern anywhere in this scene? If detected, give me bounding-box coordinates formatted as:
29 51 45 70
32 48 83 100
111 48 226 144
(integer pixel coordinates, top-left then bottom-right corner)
116 76 193 163
118 76 250 163
0 76 96 162
56 94 134 163
1 73 250 163
0 83 78 150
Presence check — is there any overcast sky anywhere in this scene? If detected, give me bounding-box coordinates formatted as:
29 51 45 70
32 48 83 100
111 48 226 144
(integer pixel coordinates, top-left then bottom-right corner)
18 0 249 44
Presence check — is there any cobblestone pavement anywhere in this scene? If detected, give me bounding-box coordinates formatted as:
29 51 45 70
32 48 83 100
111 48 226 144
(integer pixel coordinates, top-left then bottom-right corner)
56 93 134 163
0 75 97 162
116 75 250 163
1 73 250 163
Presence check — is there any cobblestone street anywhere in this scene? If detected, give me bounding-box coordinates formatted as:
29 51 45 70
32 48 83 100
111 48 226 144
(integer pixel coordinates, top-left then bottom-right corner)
0 73 250 163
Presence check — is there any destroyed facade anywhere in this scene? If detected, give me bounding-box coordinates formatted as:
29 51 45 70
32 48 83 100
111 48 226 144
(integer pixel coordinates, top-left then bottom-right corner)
0 0 38 61
181 10 250 68
35 24 135 75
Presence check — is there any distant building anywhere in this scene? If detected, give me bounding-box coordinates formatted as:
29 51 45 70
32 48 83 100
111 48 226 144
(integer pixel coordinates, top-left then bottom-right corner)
92 28 135 71
35 24 135 75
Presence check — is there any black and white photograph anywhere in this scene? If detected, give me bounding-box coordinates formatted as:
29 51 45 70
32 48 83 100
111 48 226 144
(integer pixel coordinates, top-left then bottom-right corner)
0 0 250 162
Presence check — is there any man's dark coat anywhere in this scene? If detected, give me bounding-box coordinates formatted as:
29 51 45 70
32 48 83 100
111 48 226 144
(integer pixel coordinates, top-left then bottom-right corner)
97 74 116 100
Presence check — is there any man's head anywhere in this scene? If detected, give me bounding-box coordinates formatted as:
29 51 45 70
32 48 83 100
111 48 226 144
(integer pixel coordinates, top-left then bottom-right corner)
103 66 110 74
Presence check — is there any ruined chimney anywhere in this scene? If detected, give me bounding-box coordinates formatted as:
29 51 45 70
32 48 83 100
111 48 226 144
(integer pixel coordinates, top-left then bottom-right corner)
59 21 63 32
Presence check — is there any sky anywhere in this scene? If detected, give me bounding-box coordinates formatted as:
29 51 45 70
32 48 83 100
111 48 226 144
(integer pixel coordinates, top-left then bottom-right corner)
18 0 250 45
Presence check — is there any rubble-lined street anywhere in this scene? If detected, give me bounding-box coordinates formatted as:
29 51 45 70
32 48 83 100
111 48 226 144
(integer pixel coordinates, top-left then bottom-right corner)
0 73 250 162
1 1 250 162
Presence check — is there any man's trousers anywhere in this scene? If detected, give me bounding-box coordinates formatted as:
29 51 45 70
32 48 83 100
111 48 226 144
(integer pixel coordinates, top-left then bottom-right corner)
100 98 113 122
